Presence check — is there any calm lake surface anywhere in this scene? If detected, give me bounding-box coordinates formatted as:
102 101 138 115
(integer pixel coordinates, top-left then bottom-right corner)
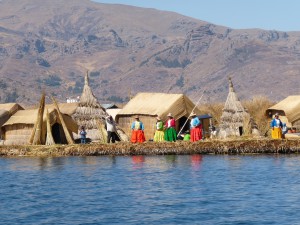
1 154 300 225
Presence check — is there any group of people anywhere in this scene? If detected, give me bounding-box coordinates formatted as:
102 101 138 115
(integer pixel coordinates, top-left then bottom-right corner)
79 112 204 144
78 111 291 144
130 112 203 143
79 115 119 144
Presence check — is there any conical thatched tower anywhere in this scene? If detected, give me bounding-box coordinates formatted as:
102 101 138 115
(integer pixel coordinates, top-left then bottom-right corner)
218 77 259 138
72 71 107 141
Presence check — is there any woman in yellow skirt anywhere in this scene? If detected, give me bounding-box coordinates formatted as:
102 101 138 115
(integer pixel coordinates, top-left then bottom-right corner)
270 113 283 139
154 116 165 142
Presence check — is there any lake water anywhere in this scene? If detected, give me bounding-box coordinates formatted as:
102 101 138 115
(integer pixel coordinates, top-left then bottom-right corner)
1 155 300 225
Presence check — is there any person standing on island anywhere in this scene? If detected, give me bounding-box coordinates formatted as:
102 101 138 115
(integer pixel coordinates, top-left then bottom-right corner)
164 113 177 142
105 115 118 143
154 116 164 142
282 122 288 139
131 115 146 143
190 112 202 142
79 126 87 144
270 113 283 139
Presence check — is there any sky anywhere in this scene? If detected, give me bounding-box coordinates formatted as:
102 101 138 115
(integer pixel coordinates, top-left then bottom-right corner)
93 0 300 32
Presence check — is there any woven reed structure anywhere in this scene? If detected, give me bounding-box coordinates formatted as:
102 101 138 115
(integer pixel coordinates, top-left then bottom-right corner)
116 92 201 141
72 71 108 142
218 77 259 138
266 95 300 130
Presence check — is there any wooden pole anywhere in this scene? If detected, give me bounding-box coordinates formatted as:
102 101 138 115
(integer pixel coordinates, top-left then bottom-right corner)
177 93 205 138
45 109 55 145
29 92 45 145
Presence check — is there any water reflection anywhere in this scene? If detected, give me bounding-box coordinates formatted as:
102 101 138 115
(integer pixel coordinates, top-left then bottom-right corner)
190 154 202 170
132 155 145 169
2 155 300 225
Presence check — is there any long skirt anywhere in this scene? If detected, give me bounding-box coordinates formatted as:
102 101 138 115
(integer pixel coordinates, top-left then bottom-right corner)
154 130 165 142
131 130 146 143
190 126 202 142
272 127 282 139
164 127 177 142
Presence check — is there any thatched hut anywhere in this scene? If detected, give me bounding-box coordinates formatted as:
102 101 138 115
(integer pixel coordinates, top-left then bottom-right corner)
266 95 300 130
1 108 78 145
218 77 259 138
115 92 201 141
0 103 24 140
72 72 107 141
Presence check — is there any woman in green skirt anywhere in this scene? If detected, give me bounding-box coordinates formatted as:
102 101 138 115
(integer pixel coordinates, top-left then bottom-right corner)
164 113 177 142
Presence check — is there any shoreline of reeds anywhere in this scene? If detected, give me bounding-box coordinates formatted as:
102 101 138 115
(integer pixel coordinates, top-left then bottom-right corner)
0 139 300 157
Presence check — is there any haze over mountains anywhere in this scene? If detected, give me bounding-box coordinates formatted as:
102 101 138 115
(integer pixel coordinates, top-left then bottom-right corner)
0 0 299 105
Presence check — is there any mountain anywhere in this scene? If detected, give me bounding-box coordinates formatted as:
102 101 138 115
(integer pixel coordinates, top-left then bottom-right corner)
0 0 299 105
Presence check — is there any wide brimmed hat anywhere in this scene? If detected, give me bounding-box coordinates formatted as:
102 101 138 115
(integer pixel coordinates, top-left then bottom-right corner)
275 113 279 116
190 112 196 117
167 113 172 117
156 116 161 120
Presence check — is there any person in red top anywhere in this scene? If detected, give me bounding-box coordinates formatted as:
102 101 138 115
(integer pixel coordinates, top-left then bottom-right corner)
164 113 177 142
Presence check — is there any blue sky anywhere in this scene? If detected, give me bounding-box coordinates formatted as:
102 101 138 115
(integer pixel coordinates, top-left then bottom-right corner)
93 0 300 31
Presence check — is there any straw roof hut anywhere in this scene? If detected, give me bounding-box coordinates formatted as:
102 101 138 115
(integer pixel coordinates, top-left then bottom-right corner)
1 108 78 145
218 77 259 138
72 72 107 141
0 103 24 140
115 92 201 141
266 95 300 129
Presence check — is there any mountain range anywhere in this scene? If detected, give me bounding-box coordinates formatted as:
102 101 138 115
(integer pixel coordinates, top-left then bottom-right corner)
0 0 299 105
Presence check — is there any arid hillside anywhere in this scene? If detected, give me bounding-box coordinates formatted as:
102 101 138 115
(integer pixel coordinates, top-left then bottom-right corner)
0 0 299 105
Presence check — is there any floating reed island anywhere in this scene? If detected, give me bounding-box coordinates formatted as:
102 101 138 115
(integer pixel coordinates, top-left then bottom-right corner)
0 139 300 157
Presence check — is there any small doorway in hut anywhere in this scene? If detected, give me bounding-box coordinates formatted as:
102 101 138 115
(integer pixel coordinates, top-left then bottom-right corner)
178 116 190 134
238 126 243 136
51 123 67 144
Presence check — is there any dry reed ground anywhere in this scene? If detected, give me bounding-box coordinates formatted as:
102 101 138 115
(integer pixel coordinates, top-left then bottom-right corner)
0 139 299 157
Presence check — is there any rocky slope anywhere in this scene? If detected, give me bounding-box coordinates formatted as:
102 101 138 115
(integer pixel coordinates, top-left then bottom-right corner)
0 0 299 105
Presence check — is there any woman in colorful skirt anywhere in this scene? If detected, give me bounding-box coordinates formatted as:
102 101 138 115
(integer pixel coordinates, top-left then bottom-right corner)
270 113 283 139
131 115 146 143
190 112 202 142
164 113 177 142
154 116 164 142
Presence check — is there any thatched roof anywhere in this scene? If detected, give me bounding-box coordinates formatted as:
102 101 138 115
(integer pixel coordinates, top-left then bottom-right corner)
0 103 24 128
267 95 300 124
223 77 245 114
106 108 122 120
3 108 78 133
116 92 201 120
45 102 78 116
79 71 103 109
0 103 24 114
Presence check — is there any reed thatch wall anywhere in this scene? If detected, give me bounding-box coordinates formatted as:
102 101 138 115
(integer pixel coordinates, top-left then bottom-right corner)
4 124 33 145
118 115 157 141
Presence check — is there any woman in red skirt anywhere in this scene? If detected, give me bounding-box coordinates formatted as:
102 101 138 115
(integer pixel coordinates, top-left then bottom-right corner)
190 113 202 142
